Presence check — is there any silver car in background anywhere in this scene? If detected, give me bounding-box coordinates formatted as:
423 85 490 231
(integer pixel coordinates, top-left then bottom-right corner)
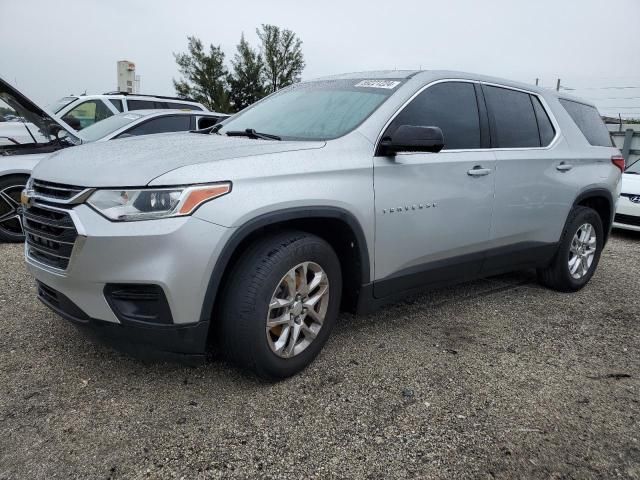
24 70 622 379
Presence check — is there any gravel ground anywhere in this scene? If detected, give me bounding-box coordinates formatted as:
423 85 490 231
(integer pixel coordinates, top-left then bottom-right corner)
1 231 639 479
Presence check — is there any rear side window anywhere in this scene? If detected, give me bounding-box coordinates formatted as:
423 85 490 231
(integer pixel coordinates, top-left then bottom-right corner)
531 97 555 146
117 115 191 137
387 81 481 150
168 102 203 111
127 100 156 110
483 86 540 148
109 99 123 112
559 99 612 147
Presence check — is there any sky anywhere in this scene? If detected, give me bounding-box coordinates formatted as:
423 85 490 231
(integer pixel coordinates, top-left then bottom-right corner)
2 0 640 117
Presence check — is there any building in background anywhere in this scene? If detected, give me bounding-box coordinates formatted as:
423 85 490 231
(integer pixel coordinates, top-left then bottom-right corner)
117 60 137 93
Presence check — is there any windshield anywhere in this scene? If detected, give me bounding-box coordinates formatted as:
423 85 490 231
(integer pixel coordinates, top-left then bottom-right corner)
626 158 640 174
78 112 143 142
219 79 404 141
49 96 78 113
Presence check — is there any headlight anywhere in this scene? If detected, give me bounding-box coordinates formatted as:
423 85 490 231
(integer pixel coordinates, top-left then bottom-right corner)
87 182 231 221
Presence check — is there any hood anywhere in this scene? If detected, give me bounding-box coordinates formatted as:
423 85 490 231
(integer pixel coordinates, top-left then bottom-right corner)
0 77 80 155
621 172 640 194
32 132 325 186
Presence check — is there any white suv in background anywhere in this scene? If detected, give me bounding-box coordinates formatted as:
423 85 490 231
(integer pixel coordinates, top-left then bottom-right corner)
49 93 207 132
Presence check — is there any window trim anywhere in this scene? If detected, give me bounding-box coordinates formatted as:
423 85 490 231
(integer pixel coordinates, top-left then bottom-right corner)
375 78 561 155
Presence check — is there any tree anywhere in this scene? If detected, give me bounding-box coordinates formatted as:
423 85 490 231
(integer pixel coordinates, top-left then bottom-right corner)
228 34 266 111
257 24 305 93
173 36 230 112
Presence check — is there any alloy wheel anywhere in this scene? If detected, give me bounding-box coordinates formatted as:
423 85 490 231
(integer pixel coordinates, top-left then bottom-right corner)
568 223 596 280
266 261 330 358
0 184 25 238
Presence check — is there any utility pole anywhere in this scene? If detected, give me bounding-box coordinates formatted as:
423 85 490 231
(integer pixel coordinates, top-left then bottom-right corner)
535 78 539 86
556 78 561 91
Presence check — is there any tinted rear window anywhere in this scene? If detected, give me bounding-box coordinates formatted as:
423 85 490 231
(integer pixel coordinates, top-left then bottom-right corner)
483 86 540 148
559 99 612 147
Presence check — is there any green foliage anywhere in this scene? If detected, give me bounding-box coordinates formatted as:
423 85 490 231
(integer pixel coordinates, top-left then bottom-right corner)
173 36 230 113
174 26 305 113
257 24 305 94
228 34 266 111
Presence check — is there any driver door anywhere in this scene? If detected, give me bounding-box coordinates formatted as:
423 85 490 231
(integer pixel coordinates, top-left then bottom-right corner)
373 81 496 298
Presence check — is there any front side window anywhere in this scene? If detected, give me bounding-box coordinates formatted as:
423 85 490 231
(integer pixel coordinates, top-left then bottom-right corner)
117 115 191 137
219 79 403 141
61 100 113 130
559 99 612 147
483 86 540 148
384 81 481 150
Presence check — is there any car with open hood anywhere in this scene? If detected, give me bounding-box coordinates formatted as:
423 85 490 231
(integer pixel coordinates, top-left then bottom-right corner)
24 70 622 379
0 77 226 242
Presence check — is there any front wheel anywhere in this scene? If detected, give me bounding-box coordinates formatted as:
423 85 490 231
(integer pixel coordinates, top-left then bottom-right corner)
0 175 28 243
537 206 604 292
218 231 342 379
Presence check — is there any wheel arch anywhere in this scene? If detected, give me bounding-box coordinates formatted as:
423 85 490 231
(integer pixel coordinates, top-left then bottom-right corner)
573 188 614 243
199 206 371 325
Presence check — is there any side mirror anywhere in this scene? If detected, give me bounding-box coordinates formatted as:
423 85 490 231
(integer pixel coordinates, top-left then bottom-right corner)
378 125 444 156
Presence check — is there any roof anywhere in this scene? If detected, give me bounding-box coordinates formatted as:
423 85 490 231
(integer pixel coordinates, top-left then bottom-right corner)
310 70 421 81
306 69 596 107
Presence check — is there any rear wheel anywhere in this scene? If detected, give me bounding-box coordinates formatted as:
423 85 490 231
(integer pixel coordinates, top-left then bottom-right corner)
537 206 603 292
0 175 28 243
218 231 342 379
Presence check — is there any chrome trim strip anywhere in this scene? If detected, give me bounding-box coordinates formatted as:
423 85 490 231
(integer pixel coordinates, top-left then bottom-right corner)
375 78 562 155
29 185 96 205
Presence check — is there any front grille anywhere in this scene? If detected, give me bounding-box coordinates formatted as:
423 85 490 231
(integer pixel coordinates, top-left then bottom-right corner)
615 213 640 227
24 203 78 270
32 179 85 200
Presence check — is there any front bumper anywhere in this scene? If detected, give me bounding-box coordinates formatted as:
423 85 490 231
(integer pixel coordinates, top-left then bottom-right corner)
26 204 233 357
613 196 640 232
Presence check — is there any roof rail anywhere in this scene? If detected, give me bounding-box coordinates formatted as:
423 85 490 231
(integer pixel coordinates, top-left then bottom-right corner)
101 91 200 103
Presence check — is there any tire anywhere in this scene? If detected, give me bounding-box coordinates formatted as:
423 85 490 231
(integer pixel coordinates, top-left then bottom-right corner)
0 175 28 243
537 206 604 292
218 230 342 380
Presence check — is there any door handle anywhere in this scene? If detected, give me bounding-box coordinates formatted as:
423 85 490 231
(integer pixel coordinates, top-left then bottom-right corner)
467 166 492 177
556 162 573 172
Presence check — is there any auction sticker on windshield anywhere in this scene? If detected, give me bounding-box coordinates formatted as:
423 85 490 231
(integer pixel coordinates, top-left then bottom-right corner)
354 80 401 89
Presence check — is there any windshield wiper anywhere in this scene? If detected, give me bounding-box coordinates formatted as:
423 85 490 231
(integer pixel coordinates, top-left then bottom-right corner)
225 128 281 141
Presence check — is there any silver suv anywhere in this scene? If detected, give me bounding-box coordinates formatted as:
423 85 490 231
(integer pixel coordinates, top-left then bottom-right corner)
23 71 623 379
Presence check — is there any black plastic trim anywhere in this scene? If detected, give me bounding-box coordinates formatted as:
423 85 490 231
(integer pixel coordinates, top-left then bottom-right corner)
37 281 207 361
573 188 615 242
199 206 371 323
357 241 558 314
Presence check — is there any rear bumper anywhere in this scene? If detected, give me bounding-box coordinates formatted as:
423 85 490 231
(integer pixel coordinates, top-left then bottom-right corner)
37 281 209 361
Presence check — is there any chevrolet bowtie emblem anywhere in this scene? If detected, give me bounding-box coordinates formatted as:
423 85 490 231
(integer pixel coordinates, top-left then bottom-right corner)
20 189 32 209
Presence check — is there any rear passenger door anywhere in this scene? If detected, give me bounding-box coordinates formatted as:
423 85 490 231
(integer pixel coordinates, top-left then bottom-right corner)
373 81 496 297
481 84 577 274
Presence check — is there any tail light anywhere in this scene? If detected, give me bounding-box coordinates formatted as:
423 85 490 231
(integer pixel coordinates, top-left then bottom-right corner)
611 155 625 172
